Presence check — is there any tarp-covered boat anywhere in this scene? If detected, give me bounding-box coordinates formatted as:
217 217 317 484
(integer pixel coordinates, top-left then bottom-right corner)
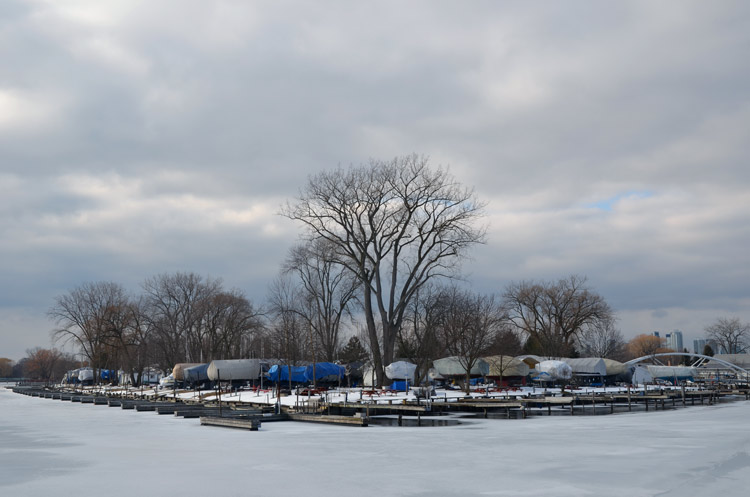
171 363 203 381
207 359 261 381
184 363 210 383
385 361 417 381
266 363 345 383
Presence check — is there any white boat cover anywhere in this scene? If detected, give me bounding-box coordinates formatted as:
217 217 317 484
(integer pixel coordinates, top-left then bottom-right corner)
631 365 652 384
385 361 417 381
646 365 697 379
483 356 530 377
77 368 94 381
562 357 607 376
536 360 572 380
601 358 627 376
433 356 489 377
207 359 261 381
159 375 175 388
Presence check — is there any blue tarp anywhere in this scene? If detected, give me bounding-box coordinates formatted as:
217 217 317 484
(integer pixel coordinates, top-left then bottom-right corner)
308 362 346 382
267 365 308 383
100 369 116 381
184 363 210 383
266 363 346 383
390 380 410 391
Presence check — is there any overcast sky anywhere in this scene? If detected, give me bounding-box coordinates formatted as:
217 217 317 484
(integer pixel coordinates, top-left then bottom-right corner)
2 1 749 361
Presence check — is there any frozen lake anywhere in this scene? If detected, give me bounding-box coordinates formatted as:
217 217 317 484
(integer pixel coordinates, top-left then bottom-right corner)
2 385 749 496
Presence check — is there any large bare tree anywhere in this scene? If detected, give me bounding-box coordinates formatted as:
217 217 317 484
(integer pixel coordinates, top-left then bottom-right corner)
503 275 613 358
283 239 359 362
283 155 486 385
705 317 749 354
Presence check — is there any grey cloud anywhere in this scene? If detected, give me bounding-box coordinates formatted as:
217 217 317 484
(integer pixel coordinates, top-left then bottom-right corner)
2 1 750 359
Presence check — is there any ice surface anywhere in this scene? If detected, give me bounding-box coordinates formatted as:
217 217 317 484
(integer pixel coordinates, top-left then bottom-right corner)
1 385 749 496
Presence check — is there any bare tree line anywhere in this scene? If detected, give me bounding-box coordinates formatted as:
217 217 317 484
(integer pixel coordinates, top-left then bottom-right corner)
35 156 747 386
48 274 265 384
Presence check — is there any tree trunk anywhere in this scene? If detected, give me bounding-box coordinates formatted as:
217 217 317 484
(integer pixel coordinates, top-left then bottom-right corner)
363 285 385 386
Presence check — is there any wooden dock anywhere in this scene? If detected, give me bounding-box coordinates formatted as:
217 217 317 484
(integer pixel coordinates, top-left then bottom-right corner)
288 413 368 426
10 384 750 427
200 416 261 431
334 402 428 413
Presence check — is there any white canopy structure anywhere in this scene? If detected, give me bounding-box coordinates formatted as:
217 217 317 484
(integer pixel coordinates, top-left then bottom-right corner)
601 359 628 376
631 365 653 384
562 358 607 377
483 356 530 377
433 357 489 377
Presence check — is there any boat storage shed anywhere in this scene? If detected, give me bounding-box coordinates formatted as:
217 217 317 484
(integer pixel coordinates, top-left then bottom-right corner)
433 357 490 377
563 358 608 377
483 355 530 378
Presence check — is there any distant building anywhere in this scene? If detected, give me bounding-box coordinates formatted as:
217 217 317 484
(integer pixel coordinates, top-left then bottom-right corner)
694 339 707 354
665 330 683 352
652 331 660 338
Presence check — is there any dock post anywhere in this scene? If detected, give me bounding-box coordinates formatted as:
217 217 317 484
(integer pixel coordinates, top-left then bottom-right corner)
628 386 632 412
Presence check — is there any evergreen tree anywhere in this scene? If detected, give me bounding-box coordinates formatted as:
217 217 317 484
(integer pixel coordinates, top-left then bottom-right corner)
339 336 369 364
